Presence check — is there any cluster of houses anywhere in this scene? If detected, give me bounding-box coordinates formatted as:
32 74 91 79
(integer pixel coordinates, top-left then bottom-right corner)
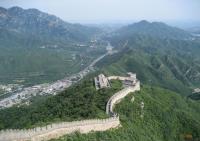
0 84 22 93
0 80 72 109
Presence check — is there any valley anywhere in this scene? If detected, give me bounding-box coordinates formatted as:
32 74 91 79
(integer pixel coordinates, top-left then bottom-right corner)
0 6 103 87
0 43 116 109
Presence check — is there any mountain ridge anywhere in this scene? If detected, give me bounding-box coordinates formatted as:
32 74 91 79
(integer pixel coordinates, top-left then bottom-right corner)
0 6 101 46
110 20 192 40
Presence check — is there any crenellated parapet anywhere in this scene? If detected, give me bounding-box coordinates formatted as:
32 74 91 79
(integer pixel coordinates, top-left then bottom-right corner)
0 117 120 141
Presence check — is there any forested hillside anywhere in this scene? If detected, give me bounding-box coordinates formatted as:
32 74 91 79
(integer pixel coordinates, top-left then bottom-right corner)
52 86 200 141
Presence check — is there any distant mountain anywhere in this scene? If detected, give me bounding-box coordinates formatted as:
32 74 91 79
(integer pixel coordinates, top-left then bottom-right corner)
0 6 101 48
110 20 192 40
98 21 200 95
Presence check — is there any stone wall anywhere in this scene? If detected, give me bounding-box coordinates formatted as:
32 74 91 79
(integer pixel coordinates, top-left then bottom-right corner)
108 76 128 81
108 73 137 81
106 81 140 115
0 117 120 141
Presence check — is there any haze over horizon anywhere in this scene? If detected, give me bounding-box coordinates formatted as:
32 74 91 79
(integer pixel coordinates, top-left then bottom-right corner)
0 0 200 26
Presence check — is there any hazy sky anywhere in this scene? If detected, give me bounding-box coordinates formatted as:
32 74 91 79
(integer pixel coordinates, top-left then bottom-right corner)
0 0 200 24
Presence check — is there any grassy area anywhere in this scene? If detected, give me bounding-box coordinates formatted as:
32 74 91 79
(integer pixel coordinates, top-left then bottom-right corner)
51 85 200 141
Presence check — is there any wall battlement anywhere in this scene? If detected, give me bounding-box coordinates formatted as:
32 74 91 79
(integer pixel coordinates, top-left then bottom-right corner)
0 117 119 141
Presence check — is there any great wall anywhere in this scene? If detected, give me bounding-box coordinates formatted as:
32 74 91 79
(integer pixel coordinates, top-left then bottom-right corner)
0 73 140 141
